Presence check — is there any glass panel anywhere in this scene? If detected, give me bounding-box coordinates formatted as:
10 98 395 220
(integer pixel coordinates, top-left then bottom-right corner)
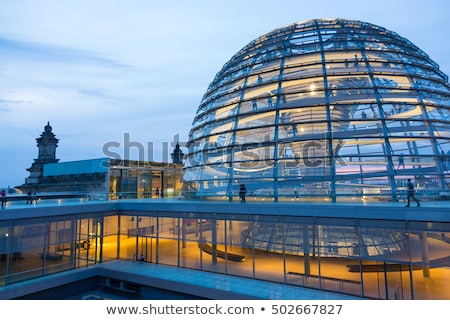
102 216 118 261
408 229 450 299
224 218 253 279
197 218 226 274
360 259 388 299
234 127 275 144
6 221 47 285
157 217 180 267
237 111 276 130
247 218 284 284
118 215 136 261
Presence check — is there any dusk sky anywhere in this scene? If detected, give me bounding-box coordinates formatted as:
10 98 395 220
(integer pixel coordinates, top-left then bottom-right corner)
1 0 449 188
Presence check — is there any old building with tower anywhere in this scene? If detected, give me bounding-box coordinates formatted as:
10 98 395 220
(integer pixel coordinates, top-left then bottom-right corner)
21 122 59 186
171 142 184 165
17 122 184 198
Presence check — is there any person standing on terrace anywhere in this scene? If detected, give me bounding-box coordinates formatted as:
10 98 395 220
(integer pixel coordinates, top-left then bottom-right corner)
405 178 420 207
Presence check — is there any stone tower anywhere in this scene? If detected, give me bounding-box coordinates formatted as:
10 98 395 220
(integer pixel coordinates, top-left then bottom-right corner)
171 142 184 164
24 122 59 185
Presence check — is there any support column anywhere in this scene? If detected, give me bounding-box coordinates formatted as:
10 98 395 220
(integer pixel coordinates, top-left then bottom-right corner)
419 232 430 278
303 224 310 275
211 218 217 264
181 218 186 249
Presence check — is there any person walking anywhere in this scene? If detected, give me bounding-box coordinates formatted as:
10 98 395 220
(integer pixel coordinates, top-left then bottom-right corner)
26 190 33 204
1 189 6 209
397 153 405 170
239 184 247 203
405 178 420 207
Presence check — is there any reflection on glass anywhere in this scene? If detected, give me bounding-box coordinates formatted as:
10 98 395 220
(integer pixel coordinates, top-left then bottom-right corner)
184 18 450 202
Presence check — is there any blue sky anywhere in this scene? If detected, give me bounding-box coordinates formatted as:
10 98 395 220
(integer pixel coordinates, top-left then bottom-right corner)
1 0 449 188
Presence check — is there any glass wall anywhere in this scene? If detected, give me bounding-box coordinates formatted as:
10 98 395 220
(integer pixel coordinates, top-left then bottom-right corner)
109 160 184 200
114 211 450 299
0 213 115 286
1 210 449 299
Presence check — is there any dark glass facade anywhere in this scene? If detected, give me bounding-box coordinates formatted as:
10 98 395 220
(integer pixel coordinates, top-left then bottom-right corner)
1 202 449 299
183 19 450 202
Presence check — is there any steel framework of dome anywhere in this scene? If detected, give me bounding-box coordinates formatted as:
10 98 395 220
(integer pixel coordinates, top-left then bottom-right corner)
183 18 450 202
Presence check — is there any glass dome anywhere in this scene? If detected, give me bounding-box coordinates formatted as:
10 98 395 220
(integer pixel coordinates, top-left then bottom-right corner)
183 18 450 202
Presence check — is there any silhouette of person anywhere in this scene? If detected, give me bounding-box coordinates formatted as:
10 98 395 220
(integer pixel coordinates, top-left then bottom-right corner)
26 190 33 204
397 154 405 170
268 95 273 108
1 190 6 209
405 178 420 207
155 187 160 198
239 184 247 203
353 54 359 69
252 99 257 110
441 151 447 170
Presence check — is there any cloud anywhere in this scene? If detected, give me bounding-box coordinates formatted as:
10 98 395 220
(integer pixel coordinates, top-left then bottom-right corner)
0 36 142 129
0 36 129 68
77 88 107 98
0 97 27 112
0 97 26 103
